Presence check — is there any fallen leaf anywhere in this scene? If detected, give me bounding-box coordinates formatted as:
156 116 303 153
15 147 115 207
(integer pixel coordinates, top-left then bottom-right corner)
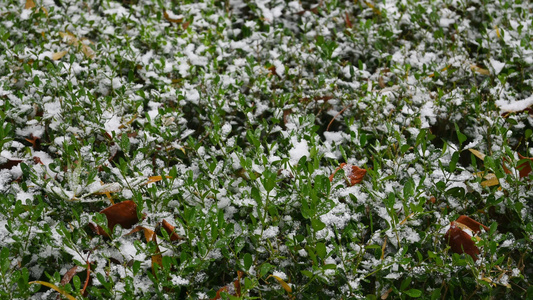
503 153 533 178
91 200 140 237
363 0 381 15
25 134 41 150
468 149 486 161
29 281 76 300
345 11 352 28
0 158 23 170
163 10 183 23
445 215 488 261
59 31 78 45
25 0 36 9
60 266 80 285
144 175 173 185
211 271 244 300
59 32 95 59
267 275 292 294
381 287 393 299
470 64 490 76
456 215 489 233
52 50 68 61
329 163 367 186
161 219 184 241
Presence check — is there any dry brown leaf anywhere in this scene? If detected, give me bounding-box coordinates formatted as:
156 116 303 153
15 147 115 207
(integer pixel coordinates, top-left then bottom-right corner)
60 266 80 285
363 0 381 15
144 175 173 185
470 64 490 76
345 11 352 28
211 271 244 300
29 281 76 300
503 153 533 178
445 215 488 261
0 158 23 170
161 219 183 241
59 31 78 45
25 0 36 9
267 275 292 294
468 149 486 161
381 287 393 299
91 200 140 237
163 10 183 23
329 163 367 186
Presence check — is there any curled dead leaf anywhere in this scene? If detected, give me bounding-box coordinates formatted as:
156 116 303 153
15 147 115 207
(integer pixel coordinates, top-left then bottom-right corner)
25 0 36 9
329 163 367 186
163 10 183 23
445 215 488 261
470 64 490 76
267 275 292 294
161 219 184 241
0 158 23 170
211 271 243 300
503 153 533 178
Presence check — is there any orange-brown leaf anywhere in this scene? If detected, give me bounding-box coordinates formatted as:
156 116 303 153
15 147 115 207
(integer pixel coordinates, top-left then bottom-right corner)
161 219 183 241
25 0 36 9
163 10 183 23
345 11 352 28
329 163 367 186
503 153 533 178
60 266 80 285
144 175 173 185
93 200 140 237
445 216 488 261
456 215 489 233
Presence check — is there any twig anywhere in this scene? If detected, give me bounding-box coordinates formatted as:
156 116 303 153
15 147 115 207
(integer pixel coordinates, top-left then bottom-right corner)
327 103 353 131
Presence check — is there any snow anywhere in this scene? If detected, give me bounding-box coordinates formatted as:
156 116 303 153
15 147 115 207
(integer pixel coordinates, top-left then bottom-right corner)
496 94 533 112
1 0 531 297
289 138 310 165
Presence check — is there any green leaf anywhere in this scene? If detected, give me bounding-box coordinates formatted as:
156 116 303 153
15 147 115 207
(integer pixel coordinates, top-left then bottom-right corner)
316 242 326 260
454 123 467 146
259 263 272 278
311 219 326 232
243 253 252 270
403 289 422 297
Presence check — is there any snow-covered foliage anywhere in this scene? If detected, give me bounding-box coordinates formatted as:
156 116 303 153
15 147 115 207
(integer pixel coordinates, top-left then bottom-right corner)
0 0 532 298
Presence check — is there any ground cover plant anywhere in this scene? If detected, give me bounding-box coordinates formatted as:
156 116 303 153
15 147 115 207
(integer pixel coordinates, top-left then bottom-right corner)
0 0 532 298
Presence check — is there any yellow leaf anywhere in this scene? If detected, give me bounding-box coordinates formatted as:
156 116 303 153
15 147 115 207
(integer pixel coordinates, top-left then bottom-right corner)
59 31 78 45
29 281 77 300
428 64 451 77
470 65 490 76
25 0 36 9
363 1 381 15
163 10 183 23
81 44 95 59
494 25 501 39
381 236 387 260
481 174 499 187
118 113 138 129
267 275 292 294
144 175 173 185
52 51 68 60
399 212 415 225
468 149 486 161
